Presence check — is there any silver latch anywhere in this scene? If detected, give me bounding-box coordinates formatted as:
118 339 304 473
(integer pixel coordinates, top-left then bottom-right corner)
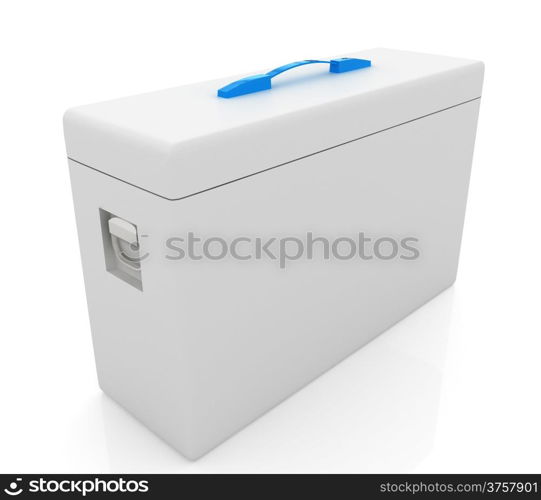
100 209 143 290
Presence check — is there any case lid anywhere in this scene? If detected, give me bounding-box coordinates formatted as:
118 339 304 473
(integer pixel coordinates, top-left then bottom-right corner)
64 48 484 200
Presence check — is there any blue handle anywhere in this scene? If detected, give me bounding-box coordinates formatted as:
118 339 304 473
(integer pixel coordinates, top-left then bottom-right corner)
217 58 371 98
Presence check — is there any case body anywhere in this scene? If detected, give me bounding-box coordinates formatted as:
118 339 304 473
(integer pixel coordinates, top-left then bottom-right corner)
65 48 483 459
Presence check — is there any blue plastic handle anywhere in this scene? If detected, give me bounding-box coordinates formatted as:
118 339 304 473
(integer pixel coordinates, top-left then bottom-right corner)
217 58 371 98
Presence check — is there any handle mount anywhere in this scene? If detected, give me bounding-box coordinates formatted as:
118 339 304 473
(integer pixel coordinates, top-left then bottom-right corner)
217 58 371 99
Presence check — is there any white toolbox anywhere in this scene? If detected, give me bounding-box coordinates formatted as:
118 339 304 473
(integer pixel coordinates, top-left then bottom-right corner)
64 48 484 459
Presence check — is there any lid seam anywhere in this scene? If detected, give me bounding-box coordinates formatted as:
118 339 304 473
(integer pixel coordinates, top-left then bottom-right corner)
68 95 481 202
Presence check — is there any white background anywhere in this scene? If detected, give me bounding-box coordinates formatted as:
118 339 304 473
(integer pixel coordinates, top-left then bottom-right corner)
1 0 540 473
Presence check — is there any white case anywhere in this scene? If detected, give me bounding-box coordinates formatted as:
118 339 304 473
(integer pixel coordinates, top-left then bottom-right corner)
64 48 483 459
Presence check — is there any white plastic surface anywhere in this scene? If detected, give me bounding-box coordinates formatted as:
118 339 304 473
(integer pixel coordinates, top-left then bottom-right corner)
64 48 483 199
108 217 138 245
68 97 481 459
